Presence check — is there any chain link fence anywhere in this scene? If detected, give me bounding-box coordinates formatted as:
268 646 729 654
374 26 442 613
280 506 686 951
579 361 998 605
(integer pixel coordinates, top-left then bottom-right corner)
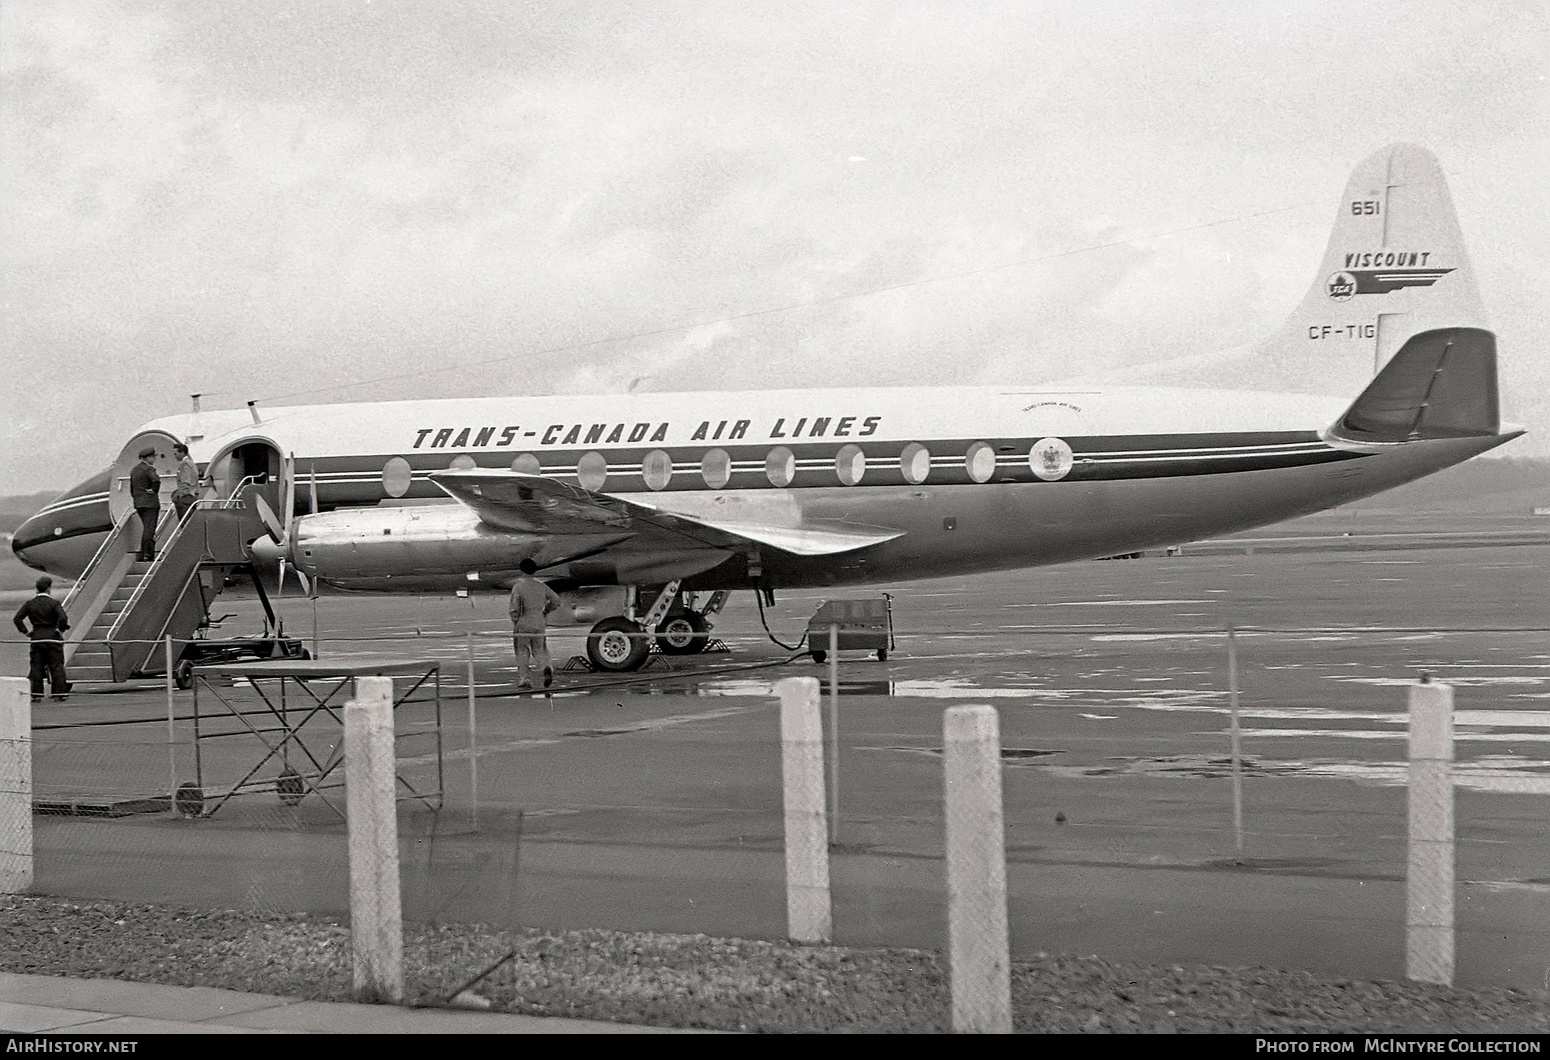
5 587 1550 1007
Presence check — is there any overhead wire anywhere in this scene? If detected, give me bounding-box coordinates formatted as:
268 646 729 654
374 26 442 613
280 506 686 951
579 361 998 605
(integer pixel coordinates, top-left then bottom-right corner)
227 200 1316 407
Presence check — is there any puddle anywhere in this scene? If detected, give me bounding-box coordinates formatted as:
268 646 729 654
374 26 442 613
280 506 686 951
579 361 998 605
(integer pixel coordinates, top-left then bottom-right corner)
1032 752 1550 791
857 745 1062 763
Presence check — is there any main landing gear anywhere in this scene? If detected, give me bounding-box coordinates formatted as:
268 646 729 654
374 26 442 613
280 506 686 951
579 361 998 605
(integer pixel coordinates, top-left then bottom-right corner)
582 585 728 672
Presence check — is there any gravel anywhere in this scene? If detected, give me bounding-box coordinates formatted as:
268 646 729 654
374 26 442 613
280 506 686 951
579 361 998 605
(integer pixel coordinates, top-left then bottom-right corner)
2 894 1546 1033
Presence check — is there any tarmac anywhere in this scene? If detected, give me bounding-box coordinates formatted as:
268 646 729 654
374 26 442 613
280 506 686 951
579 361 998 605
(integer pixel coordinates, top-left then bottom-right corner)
0 971 678 1034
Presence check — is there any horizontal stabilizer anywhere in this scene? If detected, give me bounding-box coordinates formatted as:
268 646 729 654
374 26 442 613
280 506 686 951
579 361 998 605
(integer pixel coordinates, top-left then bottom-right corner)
1330 327 1499 443
430 469 905 557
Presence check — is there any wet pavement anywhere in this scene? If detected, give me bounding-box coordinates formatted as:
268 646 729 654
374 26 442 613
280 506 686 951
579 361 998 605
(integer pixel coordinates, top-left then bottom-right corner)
8 525 1550 991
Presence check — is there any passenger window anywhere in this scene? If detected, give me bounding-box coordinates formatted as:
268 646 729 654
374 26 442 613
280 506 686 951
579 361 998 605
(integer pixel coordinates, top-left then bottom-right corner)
381 457 412 498
578 451 609 491
900 442 930 484
448 454 476 471
835 443 865 486
642 449 673 491
701 448 731 489
510 454 541 476
765 446 795 487
966 441 995 483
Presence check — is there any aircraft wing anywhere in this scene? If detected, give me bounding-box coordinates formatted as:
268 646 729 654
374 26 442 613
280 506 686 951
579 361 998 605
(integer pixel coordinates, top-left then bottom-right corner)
429 469 904 557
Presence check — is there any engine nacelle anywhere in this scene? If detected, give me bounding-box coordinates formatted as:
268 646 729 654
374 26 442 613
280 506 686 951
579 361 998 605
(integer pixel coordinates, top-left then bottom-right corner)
267 503 630 588
553 586 630 626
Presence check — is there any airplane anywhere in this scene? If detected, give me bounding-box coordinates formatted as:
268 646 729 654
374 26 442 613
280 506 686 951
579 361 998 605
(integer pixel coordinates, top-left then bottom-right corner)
12 143 1520 673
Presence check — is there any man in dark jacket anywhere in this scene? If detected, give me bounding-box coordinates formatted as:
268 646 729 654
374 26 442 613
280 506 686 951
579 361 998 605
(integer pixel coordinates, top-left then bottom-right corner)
14 575 72 702
130 445 160 560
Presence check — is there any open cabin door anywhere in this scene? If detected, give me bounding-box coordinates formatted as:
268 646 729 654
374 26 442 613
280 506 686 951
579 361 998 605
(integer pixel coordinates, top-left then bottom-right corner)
109 431 183 523
206 438 291 529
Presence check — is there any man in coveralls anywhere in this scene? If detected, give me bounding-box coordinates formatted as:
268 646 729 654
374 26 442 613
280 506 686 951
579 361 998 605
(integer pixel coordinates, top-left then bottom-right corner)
130 445 160 560
14 575 72 702
509 558 561 690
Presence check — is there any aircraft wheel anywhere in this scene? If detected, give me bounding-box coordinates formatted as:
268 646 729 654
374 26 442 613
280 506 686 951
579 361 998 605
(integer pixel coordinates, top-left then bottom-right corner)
656 611 709 655
810 649 827 664
587 617 650 672
876 648 888 662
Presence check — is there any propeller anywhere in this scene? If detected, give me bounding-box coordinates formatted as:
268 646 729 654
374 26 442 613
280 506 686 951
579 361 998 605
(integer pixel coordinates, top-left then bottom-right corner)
253 492 313 596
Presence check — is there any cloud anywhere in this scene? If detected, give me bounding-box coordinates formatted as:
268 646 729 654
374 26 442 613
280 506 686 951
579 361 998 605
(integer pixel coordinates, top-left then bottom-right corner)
3 0 1548 493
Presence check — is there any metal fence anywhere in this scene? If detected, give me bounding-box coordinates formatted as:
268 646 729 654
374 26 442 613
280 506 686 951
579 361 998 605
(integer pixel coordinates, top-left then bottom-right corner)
6 617 1550 1013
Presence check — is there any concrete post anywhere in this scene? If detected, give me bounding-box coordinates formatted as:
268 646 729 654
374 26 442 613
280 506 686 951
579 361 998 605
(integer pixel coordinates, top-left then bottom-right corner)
0 678 31 894
777 676 831 943
1407 679 1454 986
944 705 1011 1033
345 675 403 1002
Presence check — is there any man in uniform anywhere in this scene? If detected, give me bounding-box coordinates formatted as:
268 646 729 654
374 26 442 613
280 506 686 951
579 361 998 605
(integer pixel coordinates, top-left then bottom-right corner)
508 558 561 690
171 442 199 522
130 445 160 560
13 575 72 702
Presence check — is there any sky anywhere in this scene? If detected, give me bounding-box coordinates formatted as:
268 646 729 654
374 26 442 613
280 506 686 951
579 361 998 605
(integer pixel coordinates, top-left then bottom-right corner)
3 0 1547 496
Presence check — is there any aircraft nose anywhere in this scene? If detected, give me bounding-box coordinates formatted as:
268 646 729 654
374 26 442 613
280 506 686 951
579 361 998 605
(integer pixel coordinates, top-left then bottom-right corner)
11 509 54 571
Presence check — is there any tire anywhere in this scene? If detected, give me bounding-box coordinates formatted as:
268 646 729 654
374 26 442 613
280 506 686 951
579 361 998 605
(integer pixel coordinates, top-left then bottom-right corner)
174 783 204 818
173 659 195 691
297 647 313 661
587 617 650 672
810 649 827 665
276 766 305 807
656 611 709 655
876 648 888 662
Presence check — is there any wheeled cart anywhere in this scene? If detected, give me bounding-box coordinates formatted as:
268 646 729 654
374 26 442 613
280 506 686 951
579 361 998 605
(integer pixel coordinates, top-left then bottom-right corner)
806 594 895 663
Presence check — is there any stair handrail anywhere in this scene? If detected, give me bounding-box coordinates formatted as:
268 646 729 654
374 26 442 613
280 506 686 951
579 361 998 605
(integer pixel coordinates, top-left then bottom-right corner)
105 509 191 643
140 559 213 666
60 508 136 616
219 474 263 507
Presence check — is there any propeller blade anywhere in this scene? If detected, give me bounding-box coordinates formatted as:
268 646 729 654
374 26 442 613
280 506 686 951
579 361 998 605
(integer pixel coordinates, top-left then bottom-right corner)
254 494 284 544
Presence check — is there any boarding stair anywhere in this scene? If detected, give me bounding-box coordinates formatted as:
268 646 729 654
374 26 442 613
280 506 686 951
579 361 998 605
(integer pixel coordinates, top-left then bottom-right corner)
62 487 273 683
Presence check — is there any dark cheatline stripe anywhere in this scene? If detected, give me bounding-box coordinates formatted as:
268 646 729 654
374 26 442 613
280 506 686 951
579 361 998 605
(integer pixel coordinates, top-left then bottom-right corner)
294 431 1355 503
16 433 1358 549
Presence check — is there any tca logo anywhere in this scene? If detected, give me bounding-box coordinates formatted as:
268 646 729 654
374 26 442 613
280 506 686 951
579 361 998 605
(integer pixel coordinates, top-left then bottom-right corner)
1326 272 1357 301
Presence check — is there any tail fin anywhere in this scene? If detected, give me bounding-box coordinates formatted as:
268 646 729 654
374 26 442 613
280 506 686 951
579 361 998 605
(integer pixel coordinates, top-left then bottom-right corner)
1259 143 1489 381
